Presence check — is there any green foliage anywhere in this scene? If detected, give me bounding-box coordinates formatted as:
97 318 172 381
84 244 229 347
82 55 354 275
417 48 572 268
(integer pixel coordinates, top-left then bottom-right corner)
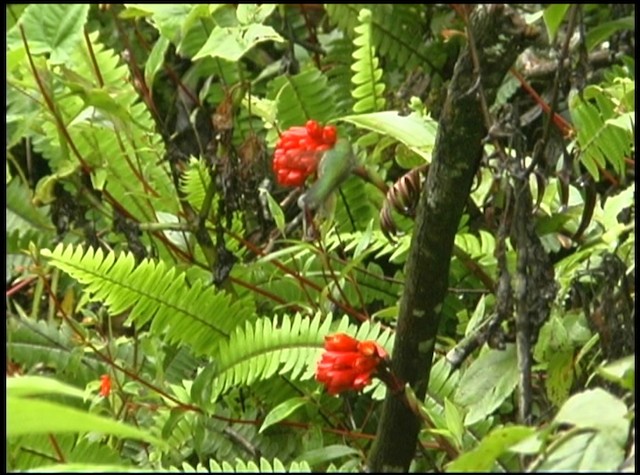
6 4 90 63
6 3 634 473
326 4 435 71
350 9 385 113
203 313 394 403
272 67 339 129
7 376 166 447
7 315 106 386
454 345 519 426
41 243 254 355
569 77 634 181
178 457 312 473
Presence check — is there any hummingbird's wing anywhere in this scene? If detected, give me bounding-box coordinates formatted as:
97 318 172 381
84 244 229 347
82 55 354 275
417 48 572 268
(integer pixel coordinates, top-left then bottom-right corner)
298 140 355 211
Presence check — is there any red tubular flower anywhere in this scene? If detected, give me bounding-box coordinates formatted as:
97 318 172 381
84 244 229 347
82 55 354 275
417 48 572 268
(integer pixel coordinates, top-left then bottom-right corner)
272 120 338 187
316 333 388 395
99 374 112 397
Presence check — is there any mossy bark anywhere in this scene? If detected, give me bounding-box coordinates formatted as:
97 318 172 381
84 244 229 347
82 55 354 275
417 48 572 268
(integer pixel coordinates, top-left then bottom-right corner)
366 6 539 472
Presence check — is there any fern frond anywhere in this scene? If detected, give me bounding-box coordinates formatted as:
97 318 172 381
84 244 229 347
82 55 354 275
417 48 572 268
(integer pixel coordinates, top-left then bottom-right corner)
11 25 178 221
272 67 338 130
569 82 633 180
323 37 356 115
8 434 125 471
326 5 433 71
7 315 106 386
207 313 394 400
209 313 330 400
351 9 385 113
178 457 311 473
334 175 379 231
179 157 211 212
41 244 254 356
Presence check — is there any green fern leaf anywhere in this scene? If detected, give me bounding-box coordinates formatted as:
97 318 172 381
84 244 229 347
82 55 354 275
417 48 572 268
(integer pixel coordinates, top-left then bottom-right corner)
207 313 394 401
334 175 379 231
323 37 356 115
180 157 211 212
351 9 385 113
41 243 254 355
570 84 633 180
178 456 311 473
7 315 106 386
273 67 338 129
8 434 126 472
326 5 434 71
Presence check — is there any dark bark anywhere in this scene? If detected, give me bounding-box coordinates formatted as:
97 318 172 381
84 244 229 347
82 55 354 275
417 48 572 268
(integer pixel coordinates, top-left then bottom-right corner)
366 6 539 472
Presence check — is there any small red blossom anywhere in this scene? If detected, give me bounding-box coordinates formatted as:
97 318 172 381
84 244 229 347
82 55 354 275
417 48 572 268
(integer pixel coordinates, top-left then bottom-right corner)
99 374 112 397
272 120 338 187
316 333 388 395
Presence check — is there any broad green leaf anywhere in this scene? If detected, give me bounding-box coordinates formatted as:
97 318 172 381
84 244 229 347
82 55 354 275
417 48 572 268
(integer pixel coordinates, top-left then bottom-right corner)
454 344 519 426
597 355 634 391
534 316 571 362
536 431 625 472
447 425 534 472
443 398 465 448
7 375 87 400
341 111 437 160
607 112 635 133
122 4 193 42
6 180 54 231
236 4 277 25
465 295 486 337
7 4 90 64
193 24 284 62
145 36 170 90
259 397 308 434
7 396 168 449
260 188 286 234
554 388 629 446
546 349 574 406
543 4 570 43
295 444 360 467
586 16 635 52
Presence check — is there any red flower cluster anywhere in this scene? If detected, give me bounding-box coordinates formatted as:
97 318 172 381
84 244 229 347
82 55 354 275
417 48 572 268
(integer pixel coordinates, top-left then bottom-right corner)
316 333 388 395
99 374 112 397
273 120 337 187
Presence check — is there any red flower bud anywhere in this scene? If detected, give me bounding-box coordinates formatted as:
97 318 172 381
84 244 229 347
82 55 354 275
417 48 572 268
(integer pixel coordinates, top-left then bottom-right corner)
99 374 112 397
316 333 387 395
272 121 338 187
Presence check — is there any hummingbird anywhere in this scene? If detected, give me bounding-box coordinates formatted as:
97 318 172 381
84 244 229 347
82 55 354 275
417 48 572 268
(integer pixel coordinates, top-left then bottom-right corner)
297 138 357 213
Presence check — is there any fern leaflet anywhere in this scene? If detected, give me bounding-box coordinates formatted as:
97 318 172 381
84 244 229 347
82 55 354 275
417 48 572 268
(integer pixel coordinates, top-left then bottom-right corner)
351 9 385 113
204 313 394 401
41 243 254 356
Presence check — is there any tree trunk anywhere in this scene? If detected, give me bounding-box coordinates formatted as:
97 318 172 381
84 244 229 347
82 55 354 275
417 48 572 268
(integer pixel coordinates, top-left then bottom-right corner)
366 6 539 472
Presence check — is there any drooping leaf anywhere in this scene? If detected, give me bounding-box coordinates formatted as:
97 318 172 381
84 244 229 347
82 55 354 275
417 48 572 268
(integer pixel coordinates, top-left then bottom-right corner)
193 24 284 62
554 388 629 446
259 397 308 434
447 425 534 472
295 444 360 467
536 431 625 472
7 395 166 449
341 111 437 160
7 4 90 64
454 344 519 426
543 4 570 43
